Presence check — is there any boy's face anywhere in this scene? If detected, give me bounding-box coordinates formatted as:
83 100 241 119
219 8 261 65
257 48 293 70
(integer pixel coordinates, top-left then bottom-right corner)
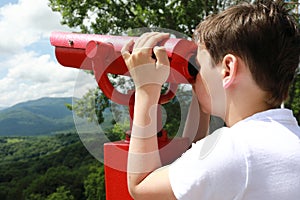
193 46 226 119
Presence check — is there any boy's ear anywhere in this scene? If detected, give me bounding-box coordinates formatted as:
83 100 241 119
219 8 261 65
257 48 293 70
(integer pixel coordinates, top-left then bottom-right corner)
222 54 238 89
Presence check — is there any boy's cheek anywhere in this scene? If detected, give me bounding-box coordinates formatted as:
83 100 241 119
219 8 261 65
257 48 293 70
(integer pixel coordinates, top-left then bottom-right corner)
193 74 212 114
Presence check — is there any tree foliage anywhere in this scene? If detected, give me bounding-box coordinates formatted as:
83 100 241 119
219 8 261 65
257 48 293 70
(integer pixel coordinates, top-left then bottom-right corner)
45 186 75 200
49 0 235 36
286 72 300 125
71 88 110 125
0 134 105 200
84 165 106 200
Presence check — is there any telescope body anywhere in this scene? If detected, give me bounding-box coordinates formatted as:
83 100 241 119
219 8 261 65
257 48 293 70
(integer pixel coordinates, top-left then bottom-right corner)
50 31 198 84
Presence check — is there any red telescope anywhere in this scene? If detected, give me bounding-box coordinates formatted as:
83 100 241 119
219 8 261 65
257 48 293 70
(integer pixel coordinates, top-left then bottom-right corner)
50 32 198 104
50 31 198 80
50 32 193 200
50 31 198 105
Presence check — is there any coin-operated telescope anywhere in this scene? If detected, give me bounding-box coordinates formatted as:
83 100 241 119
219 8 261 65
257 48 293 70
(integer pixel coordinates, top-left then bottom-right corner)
50 31 199 200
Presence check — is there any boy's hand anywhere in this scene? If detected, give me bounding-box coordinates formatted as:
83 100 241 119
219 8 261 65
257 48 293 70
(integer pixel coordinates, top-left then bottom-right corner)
121 32 170 94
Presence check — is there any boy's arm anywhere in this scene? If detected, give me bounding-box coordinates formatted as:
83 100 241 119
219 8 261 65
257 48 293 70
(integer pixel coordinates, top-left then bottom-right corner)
128 87 176 200
121 32 176 200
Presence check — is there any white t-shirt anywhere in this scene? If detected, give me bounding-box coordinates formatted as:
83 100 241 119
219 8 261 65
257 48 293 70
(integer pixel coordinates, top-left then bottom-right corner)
169 109 300 200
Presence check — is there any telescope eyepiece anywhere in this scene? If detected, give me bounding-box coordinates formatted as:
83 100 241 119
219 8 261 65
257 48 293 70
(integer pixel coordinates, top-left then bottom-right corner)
188 55 200 78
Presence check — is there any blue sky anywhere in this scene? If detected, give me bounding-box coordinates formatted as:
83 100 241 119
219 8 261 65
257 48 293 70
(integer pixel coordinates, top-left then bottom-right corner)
0 0 95 107
0 0 18 7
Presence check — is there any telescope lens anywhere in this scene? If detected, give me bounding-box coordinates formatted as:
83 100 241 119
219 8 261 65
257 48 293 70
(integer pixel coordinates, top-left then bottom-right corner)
188 55 200 78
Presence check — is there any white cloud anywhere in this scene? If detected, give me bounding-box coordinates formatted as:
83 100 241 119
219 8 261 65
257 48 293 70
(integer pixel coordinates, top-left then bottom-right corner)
0 0 73 54
0 0 97 107
0 50 98 107
0 0 91 107
0 51 81 106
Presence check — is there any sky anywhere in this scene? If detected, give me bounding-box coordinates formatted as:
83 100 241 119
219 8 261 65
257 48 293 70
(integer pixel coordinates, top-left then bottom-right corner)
0 0 92 108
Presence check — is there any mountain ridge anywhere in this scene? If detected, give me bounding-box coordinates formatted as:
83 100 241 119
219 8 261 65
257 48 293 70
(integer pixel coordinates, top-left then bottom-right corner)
0 97 76 136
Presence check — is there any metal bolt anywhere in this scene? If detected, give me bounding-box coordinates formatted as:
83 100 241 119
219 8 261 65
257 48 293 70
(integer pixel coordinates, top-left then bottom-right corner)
68 40 74 46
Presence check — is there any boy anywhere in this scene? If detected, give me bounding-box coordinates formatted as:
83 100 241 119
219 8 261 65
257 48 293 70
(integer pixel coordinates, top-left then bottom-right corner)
121 0 300 199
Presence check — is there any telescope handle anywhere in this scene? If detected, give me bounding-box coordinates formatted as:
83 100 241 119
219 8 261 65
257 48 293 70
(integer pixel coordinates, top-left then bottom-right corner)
87 41 178 105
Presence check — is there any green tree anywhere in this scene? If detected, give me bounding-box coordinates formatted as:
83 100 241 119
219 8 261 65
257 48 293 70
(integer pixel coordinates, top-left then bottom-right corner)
27 193 45 200
282 0 300 124
45 186 75 200
48 0 232 36
84 165 106 200
71 88 110 125
105 120 129 141
286 72 300 125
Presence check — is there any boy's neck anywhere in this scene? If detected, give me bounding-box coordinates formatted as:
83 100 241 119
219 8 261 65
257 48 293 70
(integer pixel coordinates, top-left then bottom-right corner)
224 88 272 127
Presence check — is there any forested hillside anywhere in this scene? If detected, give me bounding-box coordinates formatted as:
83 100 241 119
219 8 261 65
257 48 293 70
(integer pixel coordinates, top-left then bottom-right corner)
0 97 76 136
0 133 105 200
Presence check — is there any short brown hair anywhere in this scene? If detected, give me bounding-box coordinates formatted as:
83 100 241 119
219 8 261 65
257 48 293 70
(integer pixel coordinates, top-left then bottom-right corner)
194 0 300 107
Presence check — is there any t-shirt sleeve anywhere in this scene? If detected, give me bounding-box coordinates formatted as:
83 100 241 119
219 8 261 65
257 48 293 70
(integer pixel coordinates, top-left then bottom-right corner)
169 150 212 199
169 128 248 200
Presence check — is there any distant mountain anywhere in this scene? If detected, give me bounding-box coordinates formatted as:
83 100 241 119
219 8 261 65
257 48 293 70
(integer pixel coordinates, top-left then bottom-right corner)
0 107 7 111
0 97 76 136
